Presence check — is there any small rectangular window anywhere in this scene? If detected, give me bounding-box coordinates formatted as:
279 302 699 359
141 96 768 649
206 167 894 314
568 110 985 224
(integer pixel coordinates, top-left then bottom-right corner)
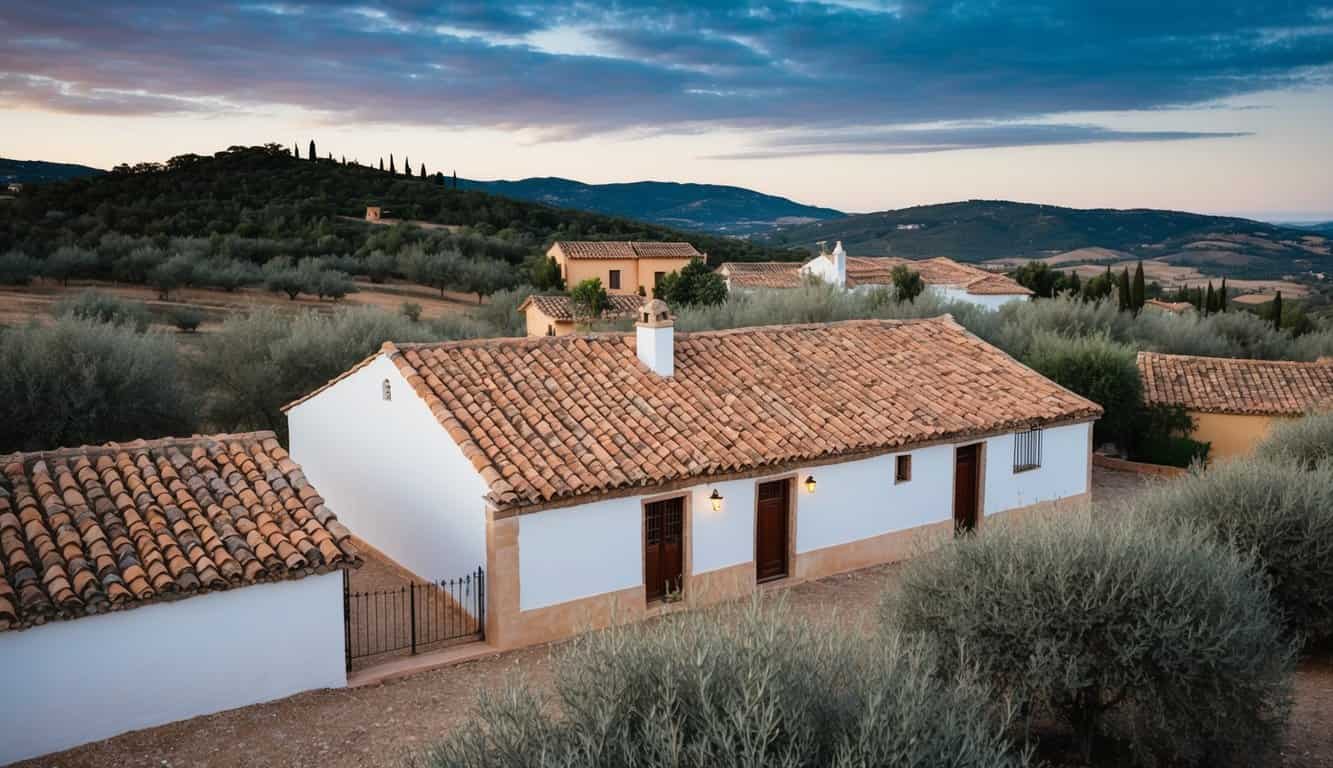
609 269 622 290
895 454 912 484
654 271 666 296
1013 428 1042 473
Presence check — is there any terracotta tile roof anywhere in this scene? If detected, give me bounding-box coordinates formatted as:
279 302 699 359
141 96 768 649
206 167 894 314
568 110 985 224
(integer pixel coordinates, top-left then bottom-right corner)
519 294 646 322
380 317 1100 512
718 261 805 289
1144 299 1195 314
846 257 1032 296
1138 352 1333 416
0 432 360 633
553 241 703 261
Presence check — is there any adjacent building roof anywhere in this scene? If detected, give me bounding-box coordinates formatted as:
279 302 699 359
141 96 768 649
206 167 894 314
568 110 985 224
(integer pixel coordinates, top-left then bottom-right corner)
1144 299 1195 314
0 432 360 632
519 294 646 322
1138 352 1333 416
371 317 1100 512
717 261 807 289
551 241 703 261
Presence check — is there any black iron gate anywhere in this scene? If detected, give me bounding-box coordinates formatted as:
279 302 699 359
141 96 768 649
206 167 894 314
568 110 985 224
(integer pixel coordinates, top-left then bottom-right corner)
343 567 484 670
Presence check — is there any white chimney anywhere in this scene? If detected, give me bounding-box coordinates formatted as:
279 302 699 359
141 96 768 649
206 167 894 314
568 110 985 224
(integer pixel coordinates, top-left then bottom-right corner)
830 241 847 288
636 298 674 377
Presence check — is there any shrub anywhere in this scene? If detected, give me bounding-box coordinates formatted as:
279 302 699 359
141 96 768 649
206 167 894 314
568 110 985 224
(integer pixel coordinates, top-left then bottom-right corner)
1023 332 1140 444
148 253 197 299
400 301 423 322
416 601 1024 768
167 306 204 332
466 286 533 337
0 250 40 285
42 246 98 286
884 509 1293 766
53 290 152 332
657 258 728 306
1255 410 1333 469
891 265 924 302
364 249 397 283
569 277 608 320
0 318 196 452
1135 456 1333 646
1130 404 1210 467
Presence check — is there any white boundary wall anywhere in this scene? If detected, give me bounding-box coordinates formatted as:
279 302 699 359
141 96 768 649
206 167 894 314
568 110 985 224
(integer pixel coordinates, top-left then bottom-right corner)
515 422 1092 611
288 355 489 581
0 573 345 765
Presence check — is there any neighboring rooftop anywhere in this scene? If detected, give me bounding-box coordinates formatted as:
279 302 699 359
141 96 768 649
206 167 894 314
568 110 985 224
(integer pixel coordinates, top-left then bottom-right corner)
373 317 1100 512
519 293 645 322
551 241 703 261
0 432 360 632
718 261 807 289
722 256 1032 296
1144 299 1195 314
1138 352 1333 416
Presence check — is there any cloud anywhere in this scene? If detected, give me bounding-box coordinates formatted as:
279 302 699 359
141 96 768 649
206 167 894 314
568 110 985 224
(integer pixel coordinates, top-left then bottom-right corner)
707 123 1253 159
0 1 1329 151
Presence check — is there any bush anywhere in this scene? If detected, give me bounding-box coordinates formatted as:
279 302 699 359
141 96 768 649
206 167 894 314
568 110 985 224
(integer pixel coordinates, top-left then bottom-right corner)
1136 456 1333 646
569 277 608 320
42 246 98 286
167 306 204 332
416 601 1024 768
656 257 728 306
53 290 152 332
1130 404 1210 467
400 301 423 322
1023 332 1140 445
364 249 397 283
0 250 40 285
0 318 196 452
884 509 1293 766
468 286 533 337
1255 410 1333 469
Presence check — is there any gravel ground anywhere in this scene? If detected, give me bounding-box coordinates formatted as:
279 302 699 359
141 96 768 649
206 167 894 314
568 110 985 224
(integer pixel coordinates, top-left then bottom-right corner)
17 467 1331 768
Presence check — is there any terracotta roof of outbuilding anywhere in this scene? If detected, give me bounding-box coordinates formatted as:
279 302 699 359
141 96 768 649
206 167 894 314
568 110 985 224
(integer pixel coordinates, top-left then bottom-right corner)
847 257 1033 296
374 317 1100 512
519 294 646 322
718 262 806 289
1138 352 1333 416
1144 299 1195 314
553 241 703 261
0 432 360 633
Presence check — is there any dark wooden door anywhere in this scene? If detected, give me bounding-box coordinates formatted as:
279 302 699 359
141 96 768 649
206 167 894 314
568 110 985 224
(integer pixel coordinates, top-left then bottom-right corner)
954 444 981 534
645 497 684 602
756 479 790 582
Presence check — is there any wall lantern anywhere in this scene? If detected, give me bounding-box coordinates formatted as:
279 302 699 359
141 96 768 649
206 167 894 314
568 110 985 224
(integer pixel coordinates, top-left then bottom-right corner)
709 489 724 512
804 475 817 494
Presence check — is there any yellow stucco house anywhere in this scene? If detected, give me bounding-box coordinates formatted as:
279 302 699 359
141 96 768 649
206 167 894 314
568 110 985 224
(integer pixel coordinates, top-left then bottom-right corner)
518 294 645 337
547 241 702 297
1138 351 1333 460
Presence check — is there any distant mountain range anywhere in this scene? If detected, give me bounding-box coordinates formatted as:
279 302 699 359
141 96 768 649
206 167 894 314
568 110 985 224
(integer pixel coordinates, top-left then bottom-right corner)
0 157 104 185
762 200 1331 279
456 176 844 236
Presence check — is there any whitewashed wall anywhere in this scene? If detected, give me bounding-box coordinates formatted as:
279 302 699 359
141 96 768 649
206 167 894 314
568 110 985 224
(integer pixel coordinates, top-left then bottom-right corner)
929 284 1029 311
288 355 489 582
0 573 344 766
794 445 956 554
982 422 1091 515
519 496 643 610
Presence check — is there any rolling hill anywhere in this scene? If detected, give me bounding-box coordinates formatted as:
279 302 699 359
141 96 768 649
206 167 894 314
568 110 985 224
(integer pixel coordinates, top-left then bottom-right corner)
764 200 1331 279
1 157 104 185
457 176 844 236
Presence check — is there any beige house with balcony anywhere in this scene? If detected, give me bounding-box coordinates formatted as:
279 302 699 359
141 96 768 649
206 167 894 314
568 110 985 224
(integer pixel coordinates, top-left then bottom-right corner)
547 241 702 296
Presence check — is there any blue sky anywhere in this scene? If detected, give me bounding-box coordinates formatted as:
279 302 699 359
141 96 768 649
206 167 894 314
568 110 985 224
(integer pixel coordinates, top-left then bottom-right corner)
2 1 1331 218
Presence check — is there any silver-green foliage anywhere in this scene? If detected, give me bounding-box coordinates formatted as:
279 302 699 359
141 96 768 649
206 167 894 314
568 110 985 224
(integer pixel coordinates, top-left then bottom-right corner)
1135 455 1333 645
1254 410 1333 470
883 509 1293 766
417 601 1025 768
0 318 195 452
53 290 152 332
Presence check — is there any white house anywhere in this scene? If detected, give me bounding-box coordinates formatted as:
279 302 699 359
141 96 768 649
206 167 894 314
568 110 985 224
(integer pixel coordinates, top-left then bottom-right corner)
287 303 1099 652
0 432 360 765
721 241 1033 310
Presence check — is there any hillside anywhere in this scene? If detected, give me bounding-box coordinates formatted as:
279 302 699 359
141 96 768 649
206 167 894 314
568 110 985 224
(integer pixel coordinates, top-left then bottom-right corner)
765 200 1331 279
457 176 844 235
0 144 799 266
1 157 104 185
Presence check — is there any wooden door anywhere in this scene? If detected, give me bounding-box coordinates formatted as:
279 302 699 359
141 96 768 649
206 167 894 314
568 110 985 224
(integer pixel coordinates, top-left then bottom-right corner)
645 497 684 602
755 479 790 582
954 444 981 534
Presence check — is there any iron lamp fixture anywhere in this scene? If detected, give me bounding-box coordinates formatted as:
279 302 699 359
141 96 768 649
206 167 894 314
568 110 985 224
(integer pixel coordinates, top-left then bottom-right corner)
804 475 817 494
709 489 723 512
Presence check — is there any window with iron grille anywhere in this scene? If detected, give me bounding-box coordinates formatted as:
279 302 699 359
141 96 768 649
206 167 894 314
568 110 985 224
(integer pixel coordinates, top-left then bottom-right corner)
1013 428 1042 473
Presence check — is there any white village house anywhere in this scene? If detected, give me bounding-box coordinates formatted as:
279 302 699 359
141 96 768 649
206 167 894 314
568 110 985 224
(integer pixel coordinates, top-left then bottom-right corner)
0 433 360 765
287 302 1099 651
720 241 1033 310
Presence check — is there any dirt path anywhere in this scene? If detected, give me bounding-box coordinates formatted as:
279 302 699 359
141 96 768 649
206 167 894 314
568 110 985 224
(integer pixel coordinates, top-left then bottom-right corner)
16 469 1330 768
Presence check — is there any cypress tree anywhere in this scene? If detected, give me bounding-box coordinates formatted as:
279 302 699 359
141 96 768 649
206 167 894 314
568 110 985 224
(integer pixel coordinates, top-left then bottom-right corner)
421 163 427 178
1117 268 1131 312
1205 282 1215 315
405 156 410 176
293 142 299 157
1219 278 1228 312
452 170 458 189
1272 291 1283 331
308 139 316 160
379 158 384 171
1131 261 1145 311
389 154 396 174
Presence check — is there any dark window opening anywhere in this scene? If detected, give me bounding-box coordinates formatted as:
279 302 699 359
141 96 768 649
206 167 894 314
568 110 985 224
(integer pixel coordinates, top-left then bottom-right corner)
609 269 622 290
895 454 912 483
1013 428 1042 473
